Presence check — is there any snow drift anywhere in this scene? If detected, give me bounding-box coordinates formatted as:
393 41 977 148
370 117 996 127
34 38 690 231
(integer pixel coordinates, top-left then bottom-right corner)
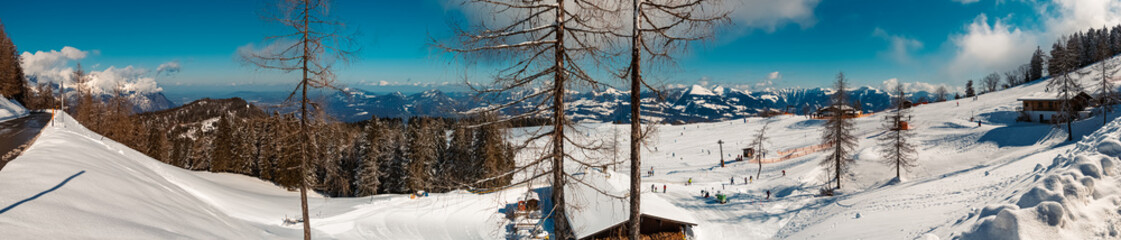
959 116 1121 240
0 95 28 122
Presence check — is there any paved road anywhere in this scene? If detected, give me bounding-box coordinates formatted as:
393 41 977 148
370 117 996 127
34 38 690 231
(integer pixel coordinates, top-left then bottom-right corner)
0 112 51 170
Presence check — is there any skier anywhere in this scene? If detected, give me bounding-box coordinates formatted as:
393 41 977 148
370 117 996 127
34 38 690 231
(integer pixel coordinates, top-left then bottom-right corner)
687 178 692 185
782 170 786 176
749 176 753 183
730 177 734 185
651 184 656 192
766 190 771 200
663 185 666 193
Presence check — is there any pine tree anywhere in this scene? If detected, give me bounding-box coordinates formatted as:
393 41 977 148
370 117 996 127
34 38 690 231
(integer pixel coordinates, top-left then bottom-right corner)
878 85 917 181
145 125 170 162
380 119 410 194
355 116 384 196
1031 46 1046 81
405 118 435 192
212 114 235 173
274 115 304 189
476 114 514 188
821 72 858 190
442 121 474 187
965 80 976 98
0 22 26 105
1050 40 1067 77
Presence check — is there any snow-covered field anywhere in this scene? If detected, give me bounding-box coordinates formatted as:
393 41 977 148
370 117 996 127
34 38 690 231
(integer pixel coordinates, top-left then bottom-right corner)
0 95 28 122
1 59 1121 239
0 113 518 239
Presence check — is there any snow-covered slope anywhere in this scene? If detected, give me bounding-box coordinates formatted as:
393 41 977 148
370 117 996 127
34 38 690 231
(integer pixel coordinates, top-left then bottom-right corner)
0 112 522 239
4 54 1120 239
959 116 1121 239
0 95 28 122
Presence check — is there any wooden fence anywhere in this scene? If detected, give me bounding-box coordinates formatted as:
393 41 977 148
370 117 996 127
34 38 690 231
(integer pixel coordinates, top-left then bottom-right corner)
748 142 834 164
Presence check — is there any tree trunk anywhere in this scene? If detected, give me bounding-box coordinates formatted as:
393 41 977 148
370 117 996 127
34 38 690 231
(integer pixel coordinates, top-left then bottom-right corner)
1067 120 1073 141
551 1 571 239
627 1 642 239
299 1 312 239
895 132 901 180
756 143 762 179
835 151 841 189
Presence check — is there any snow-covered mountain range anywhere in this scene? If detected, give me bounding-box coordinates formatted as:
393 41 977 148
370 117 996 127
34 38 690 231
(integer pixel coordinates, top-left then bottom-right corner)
309 85 934 123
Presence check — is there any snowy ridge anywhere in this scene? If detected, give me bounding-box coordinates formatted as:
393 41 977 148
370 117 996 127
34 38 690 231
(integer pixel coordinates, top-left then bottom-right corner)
313 84 922 123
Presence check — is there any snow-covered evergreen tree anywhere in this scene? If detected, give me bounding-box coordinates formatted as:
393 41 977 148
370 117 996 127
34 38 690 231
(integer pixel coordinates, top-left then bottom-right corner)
355 116 384 196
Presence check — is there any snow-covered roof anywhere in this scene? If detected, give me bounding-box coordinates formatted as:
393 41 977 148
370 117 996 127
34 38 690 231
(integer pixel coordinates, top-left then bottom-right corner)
1016 91 1092 101
818 105 856 111
565 171 698 239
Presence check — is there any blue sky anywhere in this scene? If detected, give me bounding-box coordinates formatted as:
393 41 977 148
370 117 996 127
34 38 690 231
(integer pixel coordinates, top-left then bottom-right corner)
3 0 1120 94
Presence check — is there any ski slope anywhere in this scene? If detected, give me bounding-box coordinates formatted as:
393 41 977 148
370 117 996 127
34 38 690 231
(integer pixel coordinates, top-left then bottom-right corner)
553 59 1121 239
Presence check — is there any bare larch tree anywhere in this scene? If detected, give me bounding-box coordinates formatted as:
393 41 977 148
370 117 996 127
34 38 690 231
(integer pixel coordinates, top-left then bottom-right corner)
238 0 357 238
878 85 916 181
982 72 1000 93
935 85 948 102
1093 38 1119 125
750 121 770 179
1048 36 1088 141
622 0 727 238
439 1 621 238
822 72 858 190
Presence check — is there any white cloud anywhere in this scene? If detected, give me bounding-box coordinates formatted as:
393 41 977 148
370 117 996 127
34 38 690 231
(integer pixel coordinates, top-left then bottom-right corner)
754 71 782 89
953 0 981 4
20 46 166 95
19 46 90 85
1041 0 1121 37
947 14 1038 80
882 78 948 94
873 28 923 64
727 0 821 32
696 76 712 87
443 0 821 39
945 0 1121 80
156 61 181 76
88 66 163 95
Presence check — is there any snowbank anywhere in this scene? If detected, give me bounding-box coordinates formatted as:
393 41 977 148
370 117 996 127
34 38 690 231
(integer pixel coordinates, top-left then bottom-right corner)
959 117 1121 239
0 95 28 122
0 112 516 239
